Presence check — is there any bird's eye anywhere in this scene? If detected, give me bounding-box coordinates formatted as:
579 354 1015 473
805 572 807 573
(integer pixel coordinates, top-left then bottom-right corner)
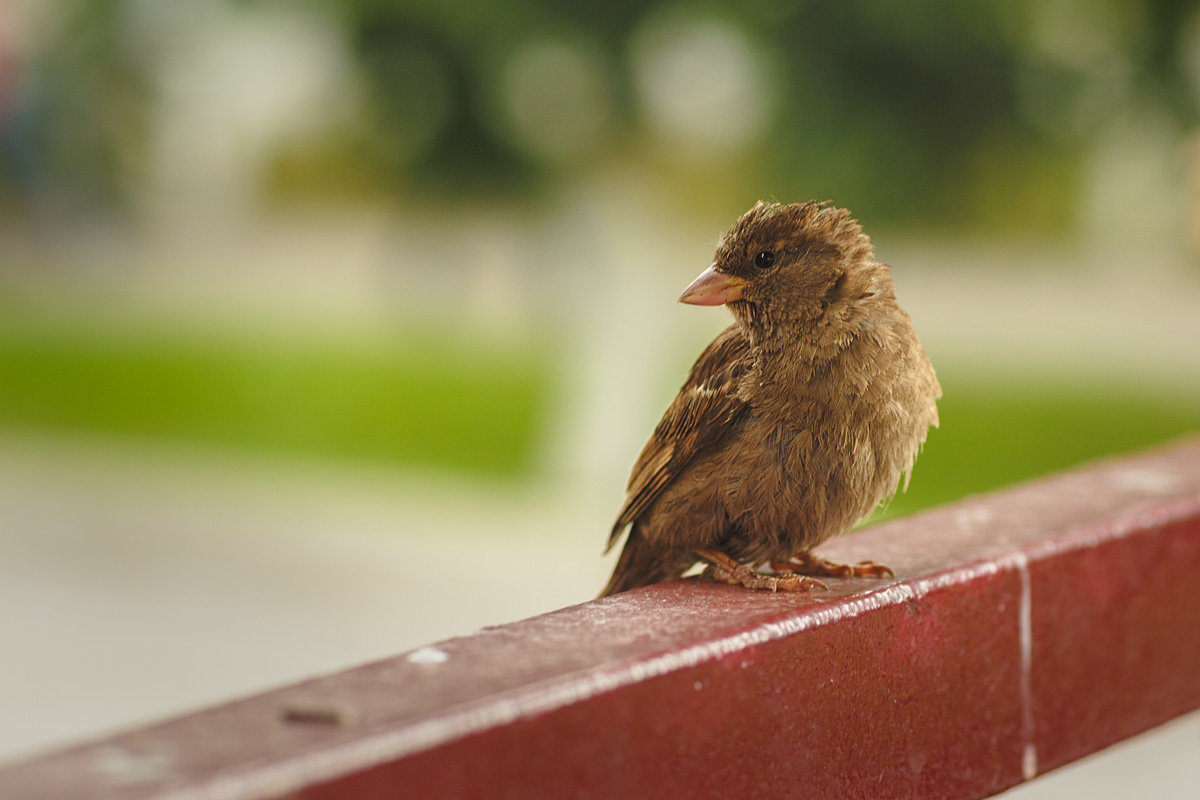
754 250 776 270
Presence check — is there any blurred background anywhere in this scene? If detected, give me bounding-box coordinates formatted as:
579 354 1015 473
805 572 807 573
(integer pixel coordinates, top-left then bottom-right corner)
2 0 1199 790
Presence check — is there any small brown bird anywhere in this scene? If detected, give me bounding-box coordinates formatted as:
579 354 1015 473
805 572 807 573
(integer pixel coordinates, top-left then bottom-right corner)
601 201 940 597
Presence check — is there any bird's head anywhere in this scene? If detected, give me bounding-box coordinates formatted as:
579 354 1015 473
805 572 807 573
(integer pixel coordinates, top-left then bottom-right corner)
679 200 883 339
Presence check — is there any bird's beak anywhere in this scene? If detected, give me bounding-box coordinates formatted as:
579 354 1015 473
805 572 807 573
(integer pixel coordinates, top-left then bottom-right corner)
678 264 746 306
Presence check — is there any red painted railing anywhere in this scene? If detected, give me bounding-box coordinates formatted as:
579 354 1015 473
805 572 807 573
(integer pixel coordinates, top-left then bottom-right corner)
3 438 1200 800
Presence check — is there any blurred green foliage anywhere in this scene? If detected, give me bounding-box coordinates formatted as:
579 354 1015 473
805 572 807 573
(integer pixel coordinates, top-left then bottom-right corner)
6 0 1198 231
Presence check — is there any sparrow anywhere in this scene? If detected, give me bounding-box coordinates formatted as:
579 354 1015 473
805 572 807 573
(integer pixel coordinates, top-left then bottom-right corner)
601 201 940 597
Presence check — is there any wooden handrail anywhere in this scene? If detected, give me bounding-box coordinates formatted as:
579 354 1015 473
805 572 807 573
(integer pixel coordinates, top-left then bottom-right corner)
3 438 1200 799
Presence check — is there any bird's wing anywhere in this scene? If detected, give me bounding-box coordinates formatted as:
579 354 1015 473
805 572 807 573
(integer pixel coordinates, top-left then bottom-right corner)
607 324 751 551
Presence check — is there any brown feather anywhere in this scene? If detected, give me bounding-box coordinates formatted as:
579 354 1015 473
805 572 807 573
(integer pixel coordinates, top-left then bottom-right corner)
607 325 750 550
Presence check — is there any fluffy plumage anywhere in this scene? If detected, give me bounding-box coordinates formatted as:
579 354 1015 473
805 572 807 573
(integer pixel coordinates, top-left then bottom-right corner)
601 201 940 597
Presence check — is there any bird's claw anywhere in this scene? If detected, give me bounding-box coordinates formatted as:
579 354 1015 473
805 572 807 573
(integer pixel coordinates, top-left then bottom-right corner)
771 553 896 579
701 562 827 593
849 560 896 578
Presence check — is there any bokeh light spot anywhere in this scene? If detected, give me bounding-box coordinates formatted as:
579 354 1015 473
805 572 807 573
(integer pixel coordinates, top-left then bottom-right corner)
631 12 776 155
496 38 613 163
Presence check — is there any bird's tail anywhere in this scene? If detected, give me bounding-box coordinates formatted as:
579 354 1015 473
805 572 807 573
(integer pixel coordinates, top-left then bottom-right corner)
599 529 688 598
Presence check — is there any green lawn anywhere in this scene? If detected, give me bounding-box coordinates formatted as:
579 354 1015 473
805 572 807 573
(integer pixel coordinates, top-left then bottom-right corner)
0 310 1196 500
882 373 1200 517
0 313 552 477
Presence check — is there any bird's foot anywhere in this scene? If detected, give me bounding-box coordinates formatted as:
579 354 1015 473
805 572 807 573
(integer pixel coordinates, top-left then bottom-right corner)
698 549 827 593
771 552 896 579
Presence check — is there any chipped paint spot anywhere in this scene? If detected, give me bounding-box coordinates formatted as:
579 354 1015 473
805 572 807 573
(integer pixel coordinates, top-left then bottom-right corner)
91 745 175 786
407 647 449 665
954 506 993 528
1110 469 1180 496
280 704 355 727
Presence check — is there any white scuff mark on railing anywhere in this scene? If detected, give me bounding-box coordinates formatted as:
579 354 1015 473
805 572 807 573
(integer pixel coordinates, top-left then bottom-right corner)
1015 551 1038 781
1109 468 1181 496
406 647 449 665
